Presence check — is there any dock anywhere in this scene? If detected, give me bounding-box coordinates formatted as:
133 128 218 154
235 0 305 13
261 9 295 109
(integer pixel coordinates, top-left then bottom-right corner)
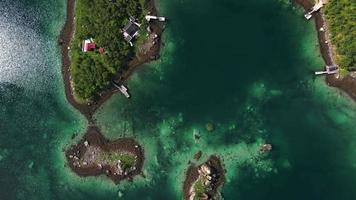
113 81 130 98
145 15 166 22
315 65 339 75
304 0 324 20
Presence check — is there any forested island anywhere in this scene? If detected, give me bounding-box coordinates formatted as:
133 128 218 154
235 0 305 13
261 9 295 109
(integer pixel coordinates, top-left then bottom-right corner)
67 0 162 103
324 0 355 72
70 0 142 100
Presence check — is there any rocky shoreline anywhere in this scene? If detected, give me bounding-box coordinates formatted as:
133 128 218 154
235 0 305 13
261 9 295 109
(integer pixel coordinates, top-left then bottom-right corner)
183 155 225 200
65 126 144 184
294 0 356 101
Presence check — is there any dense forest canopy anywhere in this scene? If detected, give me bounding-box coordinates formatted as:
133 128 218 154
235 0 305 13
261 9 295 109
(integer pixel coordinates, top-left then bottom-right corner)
325 0 356 71
70 0 145 100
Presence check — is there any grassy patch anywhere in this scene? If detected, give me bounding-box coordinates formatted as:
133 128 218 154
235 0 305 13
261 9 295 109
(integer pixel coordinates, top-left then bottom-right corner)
193 179 207 199
339 68 350 77
105 152 136 170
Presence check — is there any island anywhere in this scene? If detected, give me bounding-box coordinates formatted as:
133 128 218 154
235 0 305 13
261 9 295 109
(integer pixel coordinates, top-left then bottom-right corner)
60 0 164 183
183 155 225 200
66 127 144 184
60 0 165 120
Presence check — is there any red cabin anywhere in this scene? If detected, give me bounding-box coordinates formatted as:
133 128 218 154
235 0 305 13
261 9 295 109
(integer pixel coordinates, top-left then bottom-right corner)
82 39 96 52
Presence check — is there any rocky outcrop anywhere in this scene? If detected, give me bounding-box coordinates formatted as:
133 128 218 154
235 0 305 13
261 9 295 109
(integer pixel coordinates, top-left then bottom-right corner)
65 127 144 184
183 155 225 200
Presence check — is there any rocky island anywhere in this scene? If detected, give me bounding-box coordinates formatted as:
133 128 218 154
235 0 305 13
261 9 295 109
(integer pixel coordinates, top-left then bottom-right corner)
183 155 225 200
66 127 144 184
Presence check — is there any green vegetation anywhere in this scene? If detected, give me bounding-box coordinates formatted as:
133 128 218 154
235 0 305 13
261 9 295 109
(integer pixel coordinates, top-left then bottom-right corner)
70 0 146 99
324 0 356 70
105 152 136 170
193 179 207 200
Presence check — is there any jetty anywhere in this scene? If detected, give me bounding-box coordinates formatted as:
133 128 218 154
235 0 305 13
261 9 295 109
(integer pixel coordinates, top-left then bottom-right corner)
113 81 130 98
145 15 166 22
304 0 324 20
315 65 339 75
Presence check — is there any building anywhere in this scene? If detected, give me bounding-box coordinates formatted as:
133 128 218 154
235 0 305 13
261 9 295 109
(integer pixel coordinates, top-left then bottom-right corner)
98 47 105 54
122 17 141 46
82 39 96 52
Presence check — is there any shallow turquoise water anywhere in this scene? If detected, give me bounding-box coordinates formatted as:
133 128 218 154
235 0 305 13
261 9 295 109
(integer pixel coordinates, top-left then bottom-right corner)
1 0 356 199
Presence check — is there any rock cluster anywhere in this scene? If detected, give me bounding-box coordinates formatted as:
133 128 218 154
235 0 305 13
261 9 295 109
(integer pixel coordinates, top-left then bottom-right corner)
260 143 272 153
186 156 224 200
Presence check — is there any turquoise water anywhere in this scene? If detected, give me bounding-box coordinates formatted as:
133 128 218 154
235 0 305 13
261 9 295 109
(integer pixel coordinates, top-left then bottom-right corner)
1 0 356 199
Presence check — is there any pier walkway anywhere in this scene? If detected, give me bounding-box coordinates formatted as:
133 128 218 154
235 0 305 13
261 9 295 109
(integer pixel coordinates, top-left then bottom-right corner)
113 81 130 98
304 0 324 20
145 15 166 22
315 65 339 75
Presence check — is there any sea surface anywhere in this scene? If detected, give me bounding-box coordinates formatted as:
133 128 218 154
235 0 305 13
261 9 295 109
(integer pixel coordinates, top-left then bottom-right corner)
1 0 356 199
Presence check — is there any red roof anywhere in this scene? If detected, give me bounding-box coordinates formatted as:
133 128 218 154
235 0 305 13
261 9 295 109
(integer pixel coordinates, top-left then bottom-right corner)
87 43 96 50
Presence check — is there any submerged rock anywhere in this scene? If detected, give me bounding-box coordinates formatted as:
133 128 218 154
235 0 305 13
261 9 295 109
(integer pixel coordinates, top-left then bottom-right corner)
193 130 201 140
28 161 34 169
118 190 124 198
205 123 214 132
260 143 272 153
194 151 202 160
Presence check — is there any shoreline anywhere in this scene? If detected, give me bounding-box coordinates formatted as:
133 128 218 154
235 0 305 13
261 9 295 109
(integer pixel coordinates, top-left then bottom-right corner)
59 0 164 122
65 126 145 184
59 0 96 123
293 0 356 101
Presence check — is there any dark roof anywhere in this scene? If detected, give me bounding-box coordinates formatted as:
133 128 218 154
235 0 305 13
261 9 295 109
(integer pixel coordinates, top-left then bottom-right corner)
326 65 338 71
123 21 140 37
